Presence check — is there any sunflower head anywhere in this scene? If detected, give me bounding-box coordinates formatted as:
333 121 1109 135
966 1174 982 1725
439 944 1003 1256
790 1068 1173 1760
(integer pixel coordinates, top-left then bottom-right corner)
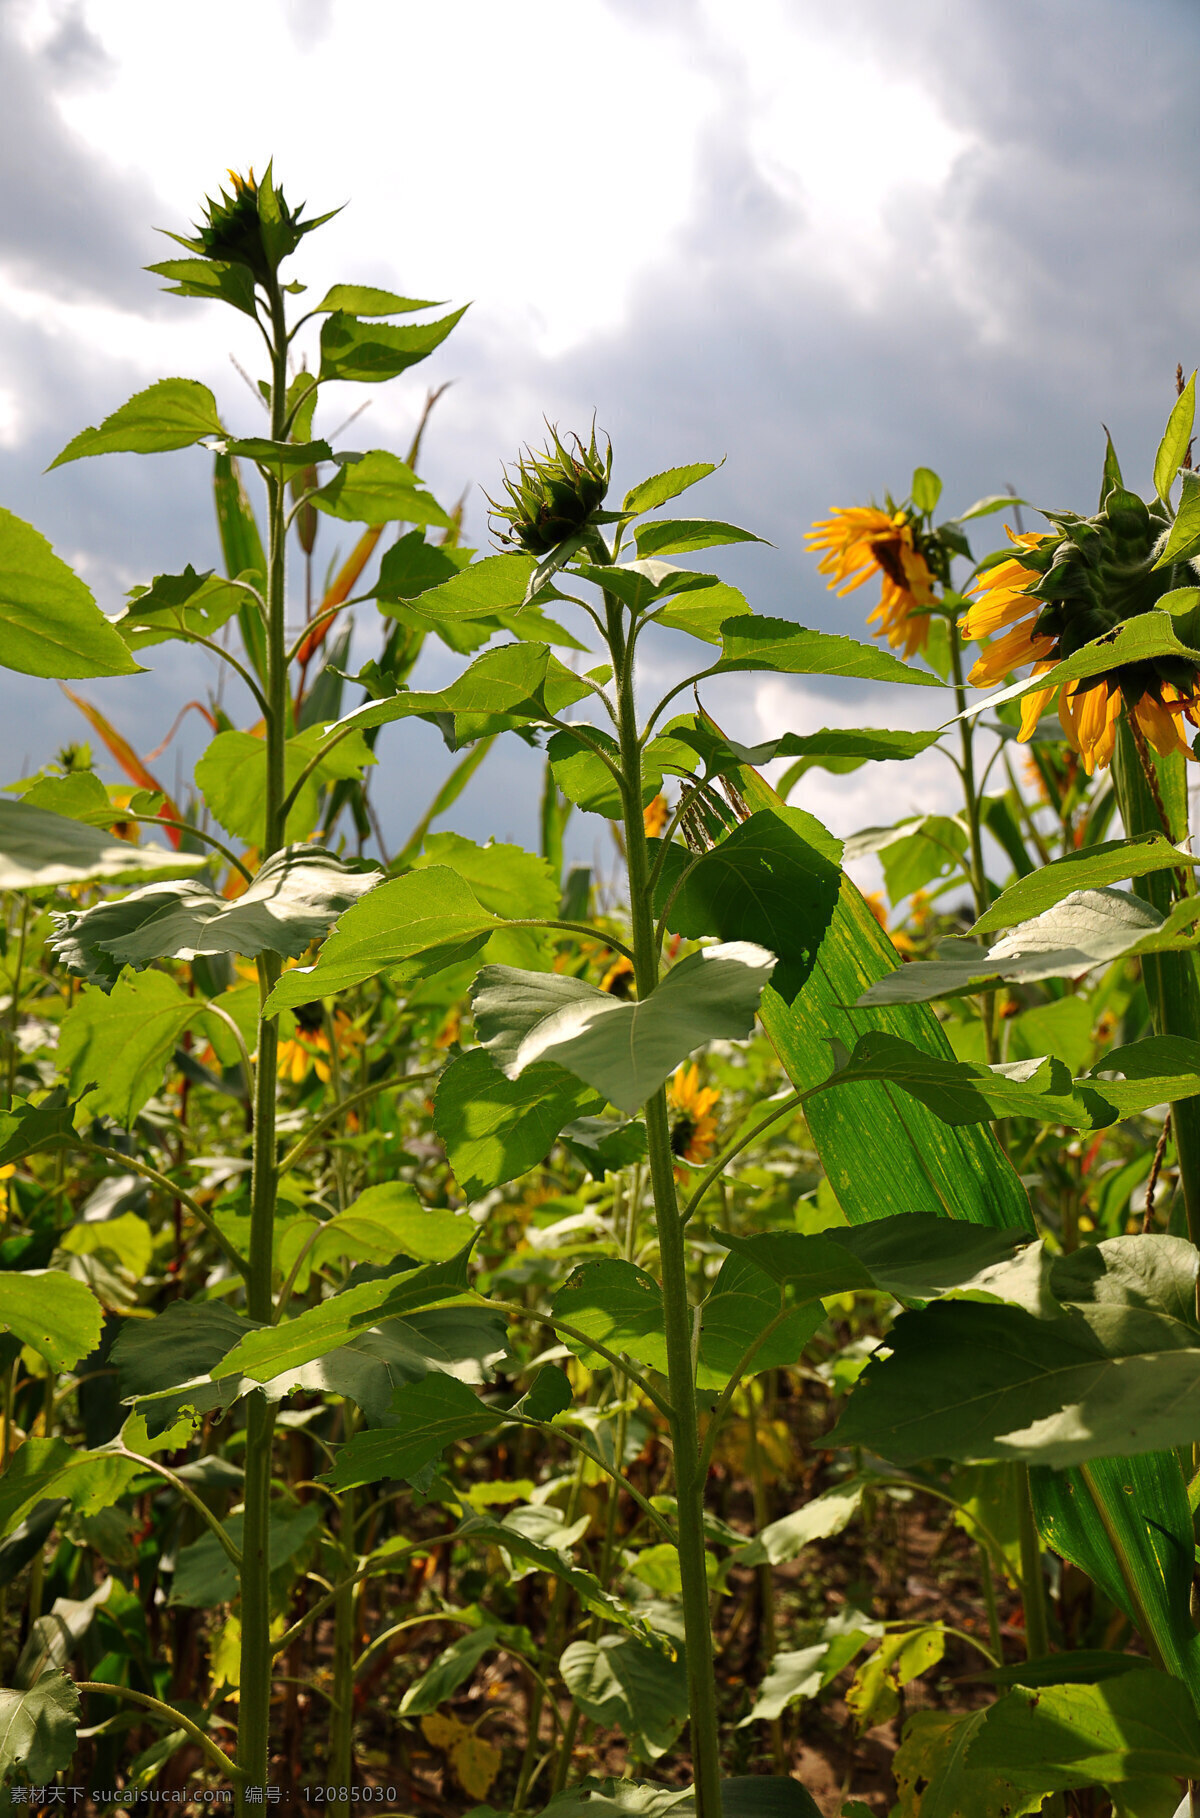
668 1062 720 1169
489 424 612 556
959 447 1200 772
806 503 939 658
177 163 331 286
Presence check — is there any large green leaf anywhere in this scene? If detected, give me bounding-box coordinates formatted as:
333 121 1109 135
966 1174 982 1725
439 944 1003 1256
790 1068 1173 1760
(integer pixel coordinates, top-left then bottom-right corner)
51 847 379 980
399 1626 501 1716
0 798 202 891
819 1031 1200 1130
169 1501 320 1608
0 1670 79 1783
969 1670 1200 1787
656 809 840 974
0 1270 103 1371
670 736 1032 1229
318 306 468 382
195 726 374 846
327 1374 500 1489
314 285 442 316
264 865 500 1012
57 968 207 1124
471 941 777 1116
721 1213 1024 1304
459 1513 668 1646
623 463 718 515
50 378 224 465
413 833 560 922
891 1709 1052 1818
434 1050 603 1199
1033 1451 1200 1700
210 1249 475 1383
974 834 1200 933
330 641 592 748
560 1634 690 1759
1154 373 1196 504
394 551 536 617
0 508 141 678
0 1093 79 1167
634 518 764 558
965 612 1200 719
833 1280 1200 1469
713 616 943 686
312 450 451 528
118 565 251 649
859 888 1200 1006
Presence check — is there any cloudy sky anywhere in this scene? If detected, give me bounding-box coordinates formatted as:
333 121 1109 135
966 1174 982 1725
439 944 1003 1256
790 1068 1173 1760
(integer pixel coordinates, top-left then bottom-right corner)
2 0 1196 880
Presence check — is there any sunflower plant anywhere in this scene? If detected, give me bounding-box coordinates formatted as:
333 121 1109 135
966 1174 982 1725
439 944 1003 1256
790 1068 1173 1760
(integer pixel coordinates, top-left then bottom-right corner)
9 167 1200 1818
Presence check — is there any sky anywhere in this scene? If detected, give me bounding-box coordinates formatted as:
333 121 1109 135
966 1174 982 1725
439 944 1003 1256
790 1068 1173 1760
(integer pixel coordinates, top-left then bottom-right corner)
1 0 1197 888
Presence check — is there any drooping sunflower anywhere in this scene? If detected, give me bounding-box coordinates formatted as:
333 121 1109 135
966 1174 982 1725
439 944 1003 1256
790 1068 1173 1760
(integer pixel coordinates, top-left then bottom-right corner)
959 483 1200 774
667 1063 720 1176
807 505 938 658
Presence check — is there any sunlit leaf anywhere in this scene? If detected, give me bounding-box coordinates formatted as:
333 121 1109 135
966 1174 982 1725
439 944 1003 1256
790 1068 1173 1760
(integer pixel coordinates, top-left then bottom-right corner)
0 508 141 678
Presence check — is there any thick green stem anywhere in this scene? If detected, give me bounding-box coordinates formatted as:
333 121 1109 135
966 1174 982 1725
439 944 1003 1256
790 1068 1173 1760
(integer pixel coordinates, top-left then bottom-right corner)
608 588 723 1818
235 273 291 1814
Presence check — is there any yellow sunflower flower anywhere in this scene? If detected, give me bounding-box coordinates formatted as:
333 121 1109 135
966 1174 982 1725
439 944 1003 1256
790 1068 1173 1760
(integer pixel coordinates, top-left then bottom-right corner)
667 1063 720 1178
276 1010 365 1084
643 794 669 838
600 954 635 997
960 527 1199 775
807 505 937 658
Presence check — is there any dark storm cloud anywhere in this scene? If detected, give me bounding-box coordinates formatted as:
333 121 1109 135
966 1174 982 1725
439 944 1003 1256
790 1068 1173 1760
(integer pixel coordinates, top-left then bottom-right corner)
0 6 160 306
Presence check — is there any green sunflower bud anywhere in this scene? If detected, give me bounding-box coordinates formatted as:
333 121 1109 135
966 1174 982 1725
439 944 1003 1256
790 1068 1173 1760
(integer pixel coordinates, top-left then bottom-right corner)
174 162 336 288
488 424 612 556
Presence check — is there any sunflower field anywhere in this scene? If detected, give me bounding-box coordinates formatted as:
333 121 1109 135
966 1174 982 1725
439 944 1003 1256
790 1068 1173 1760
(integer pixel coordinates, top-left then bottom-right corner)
5 168 1200 1818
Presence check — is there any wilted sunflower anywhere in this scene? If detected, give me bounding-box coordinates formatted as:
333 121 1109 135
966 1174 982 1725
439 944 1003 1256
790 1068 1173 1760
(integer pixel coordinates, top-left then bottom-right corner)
668 1063 720 1175
807 506 938 658
960 484 1200 774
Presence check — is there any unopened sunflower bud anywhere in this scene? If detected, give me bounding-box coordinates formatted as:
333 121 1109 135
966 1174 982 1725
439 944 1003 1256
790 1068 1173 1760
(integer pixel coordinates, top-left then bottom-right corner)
176 162 334 287
488 424 612 556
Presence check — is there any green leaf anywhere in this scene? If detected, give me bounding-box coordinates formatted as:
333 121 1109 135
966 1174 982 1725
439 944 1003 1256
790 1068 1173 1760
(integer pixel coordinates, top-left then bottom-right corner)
721 1213 1024 1306
1154 468 1200 569
656 809 841 972
57 968 206 1124
195 726 374 846
818 1031 1200 1131
911 466 943 513
330 641 591 749
843 815 968 903
973 834 1198 933
634 519 765 558
217 436 333 475
832 1286 1200 1469
1032 1452 1200 1701
50 378 224 466
0 508 141 678
1154 372 1195 502
697 1251 824 1387
892 1708 1045 1818
434 1051 603 1199
0 1439 74 1536
963 612 1200 717
714 616 943 687
328 1375 500 1490
845 1626 945 1731
318 306 468 383
51 847 379 980
622 464 719 516
560 1116 647 1179
119 565 251 648
857 888 1200 1007
314 285 442 316
392 551 536 616
146 256 257 317
948 493 1032 524
471 941 778 1117
654 582 751 645
170 1501 320 1608
573 560 720 616
413 832 559 922
263 865 499 1012
734 1480 866 1568
312 450 452 528
373 530 472 605
560 1635 689 1759
0 1270 102 1371
0 797 202 891
211 1249 475 1383
730 725 943 783
399 1626 500 1716
296 1185 474 1269
969 1671 1200 1787
678 741 1032 1231
0 1093 79 1168
0 1670 79 1783
458 1514 666 1645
